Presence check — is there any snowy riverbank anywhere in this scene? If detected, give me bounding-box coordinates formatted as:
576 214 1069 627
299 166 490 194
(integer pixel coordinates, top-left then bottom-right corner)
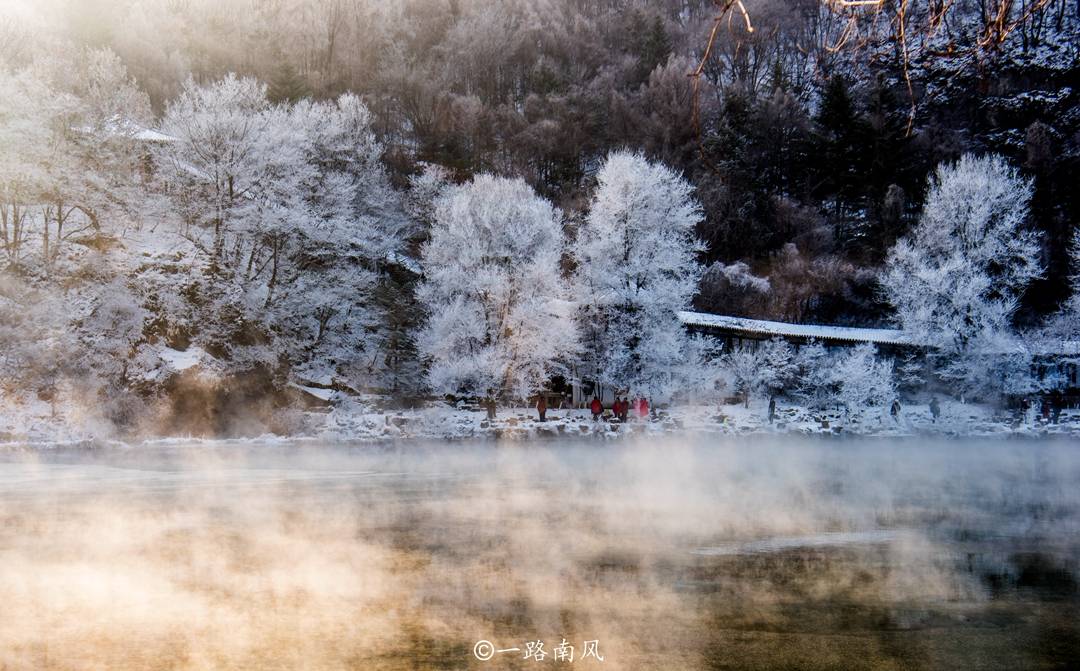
312 399 1080 442
4 395 1078 448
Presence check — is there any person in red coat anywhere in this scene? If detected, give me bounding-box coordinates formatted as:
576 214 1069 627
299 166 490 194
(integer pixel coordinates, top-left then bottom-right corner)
638 397 649 420
590 396 603 421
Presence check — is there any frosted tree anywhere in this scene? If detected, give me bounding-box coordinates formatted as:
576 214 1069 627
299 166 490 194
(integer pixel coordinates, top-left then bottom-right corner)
0 46 158 423
794 342 896 418
416 174 577 400
573 150 705 399
760 337 797 397
678 334 727 403
0 68 50 267
1069 231 1080 319
76 280 150 384
831 343 897 420
721 338 796 408
1016 229 1080 397
1066 231 1080 327
0 47 152 272
160 80 409 386
403 162 452 234
794 341 835 410
161 74 301 273
289 93 411 258
721 345 766 408
1043 230 1080 341
271 93 408 382
882 154 1041 397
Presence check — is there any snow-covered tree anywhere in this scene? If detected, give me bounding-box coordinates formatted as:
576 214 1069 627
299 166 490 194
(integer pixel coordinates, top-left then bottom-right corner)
270 94 408 383
882 153 1041 397
288 93 411 258
162 74 301 273
0 68 51 267
721 337 796 407
573 150 705 399
794 341 896 418
158 79 412 387
416 174 577 400
0 47 152 272
721 344 768 408
793 341 834 410
1024 227 1079 397
1043 229 1080 340
831 343 897 419
677 334 726 403
403 162 452 234
0 46 160 426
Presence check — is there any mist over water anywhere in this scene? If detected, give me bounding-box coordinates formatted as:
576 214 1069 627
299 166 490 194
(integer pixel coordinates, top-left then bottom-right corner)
1 437 1078 670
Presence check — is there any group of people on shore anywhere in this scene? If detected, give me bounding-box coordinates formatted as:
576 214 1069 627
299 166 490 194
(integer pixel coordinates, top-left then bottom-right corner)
524 395 654 422
1019 392 1066 425
589 396 649 422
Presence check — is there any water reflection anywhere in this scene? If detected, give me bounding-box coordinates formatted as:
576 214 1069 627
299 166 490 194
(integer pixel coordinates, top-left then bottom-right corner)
0 437 1077 669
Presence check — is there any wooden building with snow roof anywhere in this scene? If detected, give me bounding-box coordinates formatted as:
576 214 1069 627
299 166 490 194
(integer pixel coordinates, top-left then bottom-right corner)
678 311 923 354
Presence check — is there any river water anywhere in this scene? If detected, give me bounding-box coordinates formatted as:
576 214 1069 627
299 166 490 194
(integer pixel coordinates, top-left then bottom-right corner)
0 437 1078 670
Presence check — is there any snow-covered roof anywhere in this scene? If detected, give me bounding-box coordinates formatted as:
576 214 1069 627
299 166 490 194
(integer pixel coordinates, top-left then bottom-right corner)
384 250 422 274
1022 337 1080 357
132 126 179 143
74 116 179 143
678 311 918 346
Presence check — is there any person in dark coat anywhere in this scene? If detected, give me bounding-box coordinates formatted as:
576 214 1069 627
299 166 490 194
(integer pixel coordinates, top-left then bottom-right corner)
890 398 901 423
768 397 777 424
929 396 940 423
536 395 547 422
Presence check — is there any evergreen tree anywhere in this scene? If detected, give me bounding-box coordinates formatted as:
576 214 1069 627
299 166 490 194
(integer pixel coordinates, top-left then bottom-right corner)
639 16 672 82
813 75 868 237
268 61 310 104
862 77 915 257
371 271 425 402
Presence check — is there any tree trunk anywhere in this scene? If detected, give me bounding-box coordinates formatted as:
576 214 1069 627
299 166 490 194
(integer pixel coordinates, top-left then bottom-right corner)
42 205 52 271
264 236 280 308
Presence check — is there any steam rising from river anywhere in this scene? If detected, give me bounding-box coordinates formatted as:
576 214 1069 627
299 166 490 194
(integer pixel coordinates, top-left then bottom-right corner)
1 437 1078 669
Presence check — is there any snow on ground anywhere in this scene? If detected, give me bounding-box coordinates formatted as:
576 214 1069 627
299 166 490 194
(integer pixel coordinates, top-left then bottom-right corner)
3 394 1078 447
159 346 204 371
308 397 1080 444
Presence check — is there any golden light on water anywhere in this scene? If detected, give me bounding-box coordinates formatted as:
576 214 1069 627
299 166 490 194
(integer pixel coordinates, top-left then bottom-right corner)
1 439 1078 670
